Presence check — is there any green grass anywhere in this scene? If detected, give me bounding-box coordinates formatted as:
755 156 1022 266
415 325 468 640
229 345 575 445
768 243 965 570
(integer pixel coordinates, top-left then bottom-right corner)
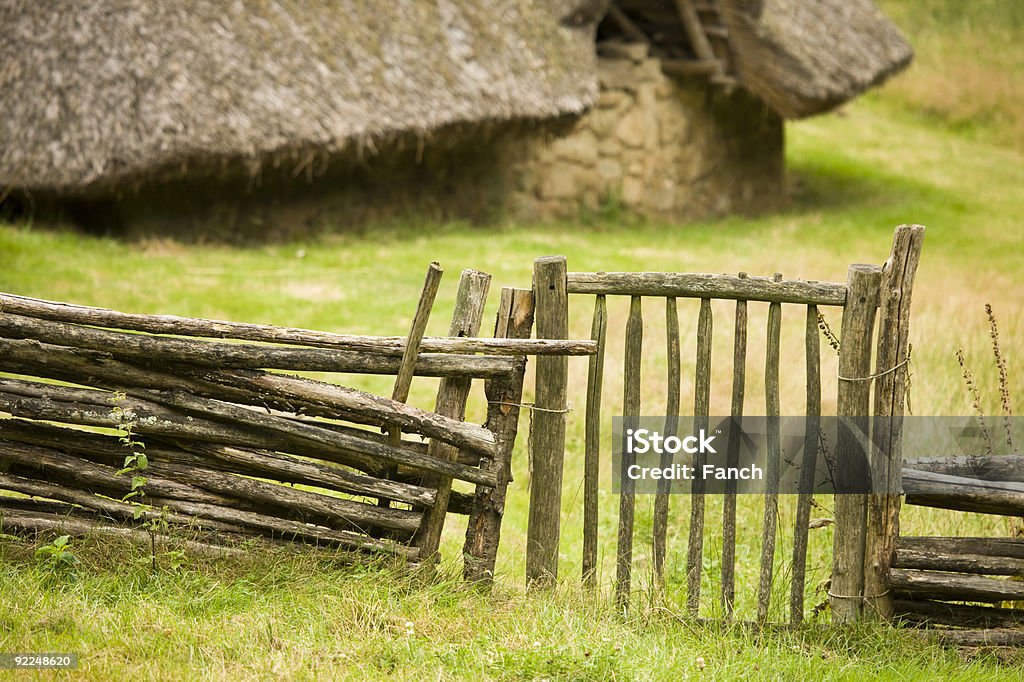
2 540 1018 681
3 100 1023 677
4 7 1024 677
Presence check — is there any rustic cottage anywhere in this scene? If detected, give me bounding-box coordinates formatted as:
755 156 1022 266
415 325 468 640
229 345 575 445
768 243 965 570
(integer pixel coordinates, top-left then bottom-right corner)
0 0 912 238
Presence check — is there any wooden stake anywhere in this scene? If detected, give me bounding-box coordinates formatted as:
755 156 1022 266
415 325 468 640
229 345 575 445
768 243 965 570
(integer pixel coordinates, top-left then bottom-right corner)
687 298 713 616
863 224 925 621
653 297 680 589
464 288 535 583
791 304 821 624
527 257 569 588
583 294 608 588
615 295 643 607
831 264 882 623
757 292 781 623
415 269 491 558
722 291 747 617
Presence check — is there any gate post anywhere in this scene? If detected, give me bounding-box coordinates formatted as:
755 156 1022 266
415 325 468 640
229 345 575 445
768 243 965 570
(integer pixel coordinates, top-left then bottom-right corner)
526 256 569 588
832 263 882 623
863 225 925 620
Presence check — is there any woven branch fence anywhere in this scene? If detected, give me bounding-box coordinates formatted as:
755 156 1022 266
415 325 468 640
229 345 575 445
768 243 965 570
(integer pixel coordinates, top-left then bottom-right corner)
0 268 594 581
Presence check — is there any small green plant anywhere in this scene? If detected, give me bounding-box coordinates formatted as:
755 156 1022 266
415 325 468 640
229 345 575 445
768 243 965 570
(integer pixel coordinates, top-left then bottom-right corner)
34 534 79 576
110 392 172 572
111 392 149 502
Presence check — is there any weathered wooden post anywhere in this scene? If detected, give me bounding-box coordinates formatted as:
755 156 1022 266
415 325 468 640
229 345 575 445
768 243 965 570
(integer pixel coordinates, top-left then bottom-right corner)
863 225 925 620
687 298 712 616
582 293 607 588
527 256 569 588
464 287 535 583
615 295 643 607
757 289 781 623
415 269 491 558
831 263 882 623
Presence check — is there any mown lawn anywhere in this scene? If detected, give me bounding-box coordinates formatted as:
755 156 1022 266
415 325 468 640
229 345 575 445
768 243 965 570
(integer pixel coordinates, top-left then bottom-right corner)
3 5 1024 678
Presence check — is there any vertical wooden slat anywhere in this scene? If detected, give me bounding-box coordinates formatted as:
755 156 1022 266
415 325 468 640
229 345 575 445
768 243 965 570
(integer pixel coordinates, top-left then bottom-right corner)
686 298 712 615
864 225 925 620
390 262 444 411
415 269 491 558
464 288 536 583
790 304 821 623
615 295 643 607
831 264 882 623
653 297 681 588
381 262 444 511
583 294 608 587
757 285 782 623
527 257 569 588
722 290 748 617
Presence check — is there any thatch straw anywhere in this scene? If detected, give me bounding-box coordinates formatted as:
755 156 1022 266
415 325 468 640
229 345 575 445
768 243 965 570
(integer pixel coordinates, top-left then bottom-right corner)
0 1 596 192
720 0 913 118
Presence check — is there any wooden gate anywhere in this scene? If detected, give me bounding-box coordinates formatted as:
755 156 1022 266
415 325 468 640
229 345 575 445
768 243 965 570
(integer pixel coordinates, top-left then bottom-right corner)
526 225 925 625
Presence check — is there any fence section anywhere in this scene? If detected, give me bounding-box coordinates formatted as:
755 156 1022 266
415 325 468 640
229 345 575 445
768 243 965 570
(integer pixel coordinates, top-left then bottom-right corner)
527 225 927 626
0 272 595 575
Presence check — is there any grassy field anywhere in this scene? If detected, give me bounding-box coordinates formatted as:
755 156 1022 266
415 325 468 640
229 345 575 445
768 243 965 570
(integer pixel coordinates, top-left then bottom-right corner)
876 0 1024 152
3 5 1024 679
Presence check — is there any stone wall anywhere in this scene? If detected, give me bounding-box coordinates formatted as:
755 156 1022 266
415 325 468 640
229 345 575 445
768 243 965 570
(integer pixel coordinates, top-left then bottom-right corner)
507 53 785 221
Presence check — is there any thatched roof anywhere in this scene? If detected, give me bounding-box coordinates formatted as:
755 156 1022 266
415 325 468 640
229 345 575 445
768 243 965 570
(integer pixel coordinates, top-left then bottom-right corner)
719 0 913 118
0 1 597 193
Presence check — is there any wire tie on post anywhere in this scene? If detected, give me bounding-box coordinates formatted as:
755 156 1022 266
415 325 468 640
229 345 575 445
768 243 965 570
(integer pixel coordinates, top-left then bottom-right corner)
837 358 910 383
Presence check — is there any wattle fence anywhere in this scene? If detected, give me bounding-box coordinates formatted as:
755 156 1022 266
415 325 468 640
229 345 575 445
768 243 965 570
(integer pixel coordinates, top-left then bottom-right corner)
0 269 593 582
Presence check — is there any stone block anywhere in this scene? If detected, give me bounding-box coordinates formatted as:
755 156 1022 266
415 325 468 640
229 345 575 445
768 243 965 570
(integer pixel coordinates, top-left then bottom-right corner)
649 179 677 212
596 158 622 182
622 176 645 205
538 163 579 200
637 82 661 151
549 129 598 165
598 136 622 157
597 90 630 110
587 106 622 138
598 58 660 92
615 108 645 148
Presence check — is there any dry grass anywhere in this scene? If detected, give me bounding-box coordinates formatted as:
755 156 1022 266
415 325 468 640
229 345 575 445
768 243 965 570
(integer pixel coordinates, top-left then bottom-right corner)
875 0 1024 151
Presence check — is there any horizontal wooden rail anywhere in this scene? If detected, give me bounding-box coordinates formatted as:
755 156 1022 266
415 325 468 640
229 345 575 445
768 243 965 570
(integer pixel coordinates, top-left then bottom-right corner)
0 293 595 356
0 386 497 488
894 599 1024 629
1 418 436 508
0 337 499 458
565 272 849 306
902 469 1024 516
897 536 1024 558
903 455 1024 483
893 548 1024 577
890 568 1024 602
0 509 257 558
0 313 517 378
